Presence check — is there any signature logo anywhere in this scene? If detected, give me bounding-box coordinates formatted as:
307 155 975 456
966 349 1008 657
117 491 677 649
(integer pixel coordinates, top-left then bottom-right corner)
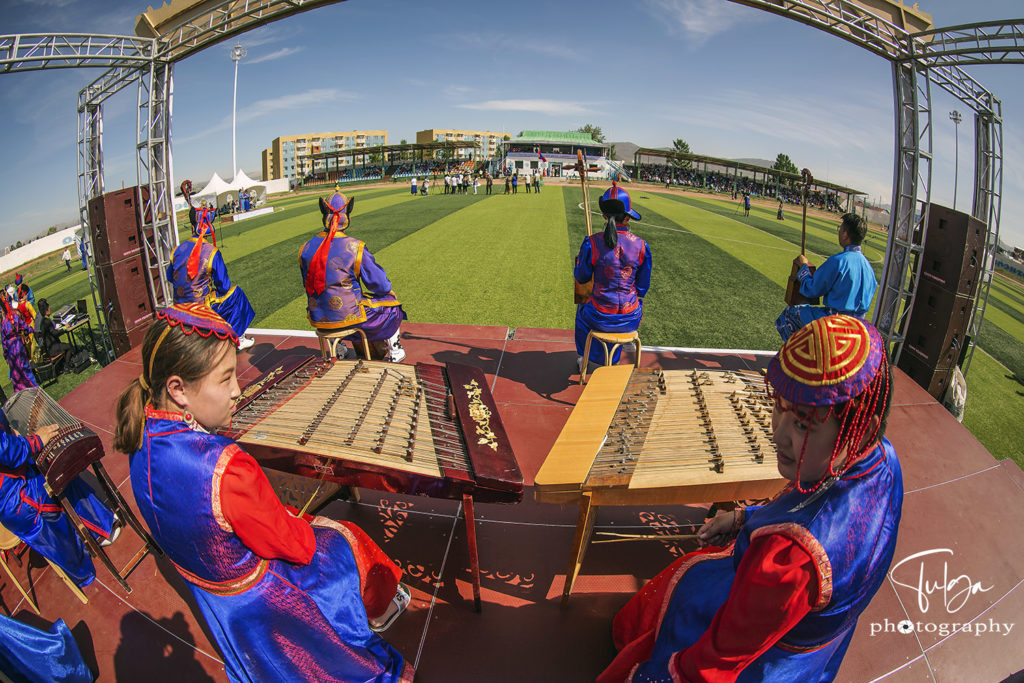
889 548 992 614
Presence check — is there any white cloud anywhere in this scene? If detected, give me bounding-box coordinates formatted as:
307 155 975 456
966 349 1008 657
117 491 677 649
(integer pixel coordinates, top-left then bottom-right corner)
247 47 303 64
458 99 597 115
643 0 761 46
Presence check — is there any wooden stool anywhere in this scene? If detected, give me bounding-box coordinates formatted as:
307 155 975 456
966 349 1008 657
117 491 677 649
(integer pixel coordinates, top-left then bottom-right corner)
580 330 641 385
316 328 371 360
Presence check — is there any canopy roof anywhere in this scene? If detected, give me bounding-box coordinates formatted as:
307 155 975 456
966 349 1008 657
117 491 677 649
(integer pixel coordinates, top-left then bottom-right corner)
508 130 606 148
230 168 263 189
193 171 230 198
632 147 864 196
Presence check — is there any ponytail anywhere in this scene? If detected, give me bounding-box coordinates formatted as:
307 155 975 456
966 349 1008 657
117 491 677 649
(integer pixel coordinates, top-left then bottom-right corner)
603 216 618 249
114 379 149 454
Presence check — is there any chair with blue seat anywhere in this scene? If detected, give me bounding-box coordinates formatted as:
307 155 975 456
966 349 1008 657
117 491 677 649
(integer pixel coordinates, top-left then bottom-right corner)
580 330 642 385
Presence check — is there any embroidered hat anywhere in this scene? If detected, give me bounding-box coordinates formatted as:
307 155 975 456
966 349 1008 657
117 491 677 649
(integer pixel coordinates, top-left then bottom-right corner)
766 315 885 407
156 302 237 343
598 183 641 221
318 191 352 232
306 190 354 296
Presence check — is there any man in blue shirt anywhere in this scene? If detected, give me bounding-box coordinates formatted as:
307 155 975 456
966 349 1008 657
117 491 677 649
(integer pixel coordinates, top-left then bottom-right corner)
775 212 878 341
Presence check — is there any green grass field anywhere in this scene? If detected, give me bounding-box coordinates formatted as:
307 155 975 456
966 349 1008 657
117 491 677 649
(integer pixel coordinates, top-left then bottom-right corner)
3 182 1022 466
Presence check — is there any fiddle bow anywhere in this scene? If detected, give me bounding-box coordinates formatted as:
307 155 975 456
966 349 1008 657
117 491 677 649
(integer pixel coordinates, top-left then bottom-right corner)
571 150 600 304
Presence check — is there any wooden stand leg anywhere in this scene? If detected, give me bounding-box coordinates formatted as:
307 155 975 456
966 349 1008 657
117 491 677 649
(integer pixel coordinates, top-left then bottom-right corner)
1 556 39 614
61 502 132 593
45 559 88 605
561 492 597 609
462 494 482 613
94 464 163 560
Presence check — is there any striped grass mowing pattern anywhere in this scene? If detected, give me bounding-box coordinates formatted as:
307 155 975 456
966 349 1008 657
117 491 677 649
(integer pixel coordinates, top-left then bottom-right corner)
1 184 1020 466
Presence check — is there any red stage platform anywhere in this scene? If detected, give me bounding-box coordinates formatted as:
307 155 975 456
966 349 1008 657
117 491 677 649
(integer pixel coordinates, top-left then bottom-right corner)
2 323 1021 681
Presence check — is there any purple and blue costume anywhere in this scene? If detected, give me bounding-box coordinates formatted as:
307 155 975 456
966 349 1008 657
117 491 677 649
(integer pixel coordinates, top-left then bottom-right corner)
299 192 404 341
574 186 652 364
601 316 902 682
1 299 36 391
167 204 255 339
126 304 412 682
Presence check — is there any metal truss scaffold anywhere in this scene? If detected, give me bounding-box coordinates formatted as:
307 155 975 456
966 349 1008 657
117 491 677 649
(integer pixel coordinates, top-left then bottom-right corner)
0 33 153 73
136 58 177 310
1 2 1020 370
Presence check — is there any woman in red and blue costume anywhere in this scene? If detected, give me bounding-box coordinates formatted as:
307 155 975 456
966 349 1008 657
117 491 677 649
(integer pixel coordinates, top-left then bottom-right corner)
167 181 256 350
115 303 413 683
299 190 406 362
1 295 37 390
0 407 115 587
599 315 903 682
574 184 652 367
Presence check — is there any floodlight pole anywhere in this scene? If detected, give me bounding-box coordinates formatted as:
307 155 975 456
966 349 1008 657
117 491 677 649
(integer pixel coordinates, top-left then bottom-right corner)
950 110 962 211
230 43 246 175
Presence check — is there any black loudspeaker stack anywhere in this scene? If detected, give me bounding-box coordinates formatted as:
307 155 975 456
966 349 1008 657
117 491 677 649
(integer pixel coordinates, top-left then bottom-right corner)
88 187 154 357
897 204 985 400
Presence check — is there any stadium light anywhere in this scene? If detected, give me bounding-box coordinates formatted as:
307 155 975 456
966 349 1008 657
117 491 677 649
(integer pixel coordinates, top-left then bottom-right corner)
949 110 962 211
230 43 246 177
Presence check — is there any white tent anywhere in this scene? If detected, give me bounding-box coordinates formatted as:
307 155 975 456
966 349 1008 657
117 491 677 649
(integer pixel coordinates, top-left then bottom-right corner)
235 169 267 205
181 170 272 213
228 169 267 206
192 172 231 205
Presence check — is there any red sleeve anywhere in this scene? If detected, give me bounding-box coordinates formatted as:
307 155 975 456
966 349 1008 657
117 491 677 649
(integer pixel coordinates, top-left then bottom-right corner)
219 449 316 564
672 534 818 682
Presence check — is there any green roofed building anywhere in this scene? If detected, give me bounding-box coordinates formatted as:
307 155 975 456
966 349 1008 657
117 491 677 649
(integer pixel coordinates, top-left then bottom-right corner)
501 130 608 178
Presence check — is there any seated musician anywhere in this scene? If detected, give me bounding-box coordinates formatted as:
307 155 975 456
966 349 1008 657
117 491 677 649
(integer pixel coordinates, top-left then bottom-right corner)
113 303 413 682
775 212 877 341
34 299 74 372
167 188 256 351
599 315 902 682
573 184 652 369
299 190 406 362
1 406 118 588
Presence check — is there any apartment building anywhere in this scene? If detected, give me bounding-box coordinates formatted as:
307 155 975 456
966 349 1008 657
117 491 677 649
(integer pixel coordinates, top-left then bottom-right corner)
415 128 507 160
262 130 388 180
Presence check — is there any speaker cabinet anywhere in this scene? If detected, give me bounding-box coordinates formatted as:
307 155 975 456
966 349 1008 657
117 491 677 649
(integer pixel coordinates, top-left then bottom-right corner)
95 254 154 331
903 279 971 369
110 319 153 357
88 187 149 265
897 354 954 400
920 204 985 297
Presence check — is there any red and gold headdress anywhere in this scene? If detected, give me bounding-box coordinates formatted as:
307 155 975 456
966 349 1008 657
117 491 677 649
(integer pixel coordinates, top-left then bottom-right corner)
766 315 891 493
141 303 237 391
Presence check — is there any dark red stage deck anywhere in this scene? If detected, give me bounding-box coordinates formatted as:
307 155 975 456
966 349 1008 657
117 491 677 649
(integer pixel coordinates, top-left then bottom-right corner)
2 323 1022 682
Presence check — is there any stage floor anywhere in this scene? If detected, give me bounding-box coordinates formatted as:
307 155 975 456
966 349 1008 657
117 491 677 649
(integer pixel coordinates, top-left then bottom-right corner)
3 322 1022 682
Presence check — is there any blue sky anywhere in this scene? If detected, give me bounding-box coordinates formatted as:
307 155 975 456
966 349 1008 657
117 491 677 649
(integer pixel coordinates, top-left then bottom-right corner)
1 0 1022 248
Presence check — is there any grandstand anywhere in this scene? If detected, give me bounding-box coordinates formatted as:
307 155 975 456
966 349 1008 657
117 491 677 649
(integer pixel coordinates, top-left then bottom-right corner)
501 130 613 179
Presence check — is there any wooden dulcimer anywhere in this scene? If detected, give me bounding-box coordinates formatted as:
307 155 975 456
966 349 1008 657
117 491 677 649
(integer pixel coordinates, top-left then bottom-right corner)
785 168 820 306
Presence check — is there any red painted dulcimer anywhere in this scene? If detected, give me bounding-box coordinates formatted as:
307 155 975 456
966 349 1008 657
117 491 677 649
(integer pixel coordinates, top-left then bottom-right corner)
222 354 522 610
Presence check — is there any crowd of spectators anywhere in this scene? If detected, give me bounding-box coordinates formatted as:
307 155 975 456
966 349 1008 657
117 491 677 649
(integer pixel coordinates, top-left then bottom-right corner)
634 163 845 212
